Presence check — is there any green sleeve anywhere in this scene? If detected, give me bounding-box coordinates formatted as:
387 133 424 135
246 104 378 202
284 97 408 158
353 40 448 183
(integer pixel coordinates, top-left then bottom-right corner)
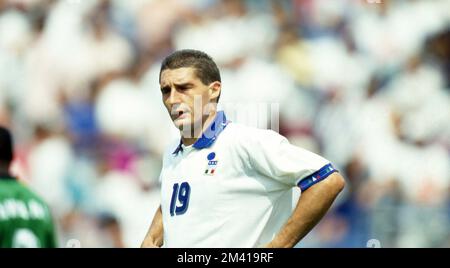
45 212 58 248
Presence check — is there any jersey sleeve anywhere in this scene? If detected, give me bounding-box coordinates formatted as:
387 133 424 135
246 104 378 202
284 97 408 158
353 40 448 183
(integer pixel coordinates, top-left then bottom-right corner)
239 128 338 191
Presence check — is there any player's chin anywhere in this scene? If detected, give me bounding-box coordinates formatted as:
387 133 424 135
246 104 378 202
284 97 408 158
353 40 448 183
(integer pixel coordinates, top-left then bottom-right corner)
173 118 192 130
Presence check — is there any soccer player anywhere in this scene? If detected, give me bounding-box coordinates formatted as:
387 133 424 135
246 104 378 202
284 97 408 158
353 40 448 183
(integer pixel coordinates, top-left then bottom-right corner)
141 49 345 248
0 126 57 248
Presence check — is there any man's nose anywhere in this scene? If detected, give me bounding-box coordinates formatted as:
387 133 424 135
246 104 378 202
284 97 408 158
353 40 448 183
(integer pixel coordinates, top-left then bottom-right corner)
167 88 181 105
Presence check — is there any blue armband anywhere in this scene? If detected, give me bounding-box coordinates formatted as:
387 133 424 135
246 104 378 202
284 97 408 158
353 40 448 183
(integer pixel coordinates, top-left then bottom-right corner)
297 163 338 192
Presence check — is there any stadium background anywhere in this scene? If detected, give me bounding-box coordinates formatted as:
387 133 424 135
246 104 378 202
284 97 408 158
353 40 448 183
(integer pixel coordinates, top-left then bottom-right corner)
0 0 449 247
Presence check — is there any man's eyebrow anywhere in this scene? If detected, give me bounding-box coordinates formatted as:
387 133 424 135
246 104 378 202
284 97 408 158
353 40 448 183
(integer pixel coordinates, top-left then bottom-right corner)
174 82 194 87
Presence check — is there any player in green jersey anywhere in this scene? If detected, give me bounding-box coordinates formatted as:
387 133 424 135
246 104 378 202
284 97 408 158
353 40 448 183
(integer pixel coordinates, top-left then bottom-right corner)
0 126 57 248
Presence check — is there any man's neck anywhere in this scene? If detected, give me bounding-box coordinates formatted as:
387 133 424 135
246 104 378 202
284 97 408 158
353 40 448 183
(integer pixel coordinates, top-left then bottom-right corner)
181 110 217 147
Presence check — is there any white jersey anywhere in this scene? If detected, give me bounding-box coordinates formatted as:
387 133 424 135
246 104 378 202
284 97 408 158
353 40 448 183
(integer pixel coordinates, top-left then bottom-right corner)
159 111 337 248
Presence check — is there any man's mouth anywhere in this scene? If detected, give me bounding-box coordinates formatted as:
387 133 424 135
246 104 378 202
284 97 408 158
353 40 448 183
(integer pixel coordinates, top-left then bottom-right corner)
174 110 187 120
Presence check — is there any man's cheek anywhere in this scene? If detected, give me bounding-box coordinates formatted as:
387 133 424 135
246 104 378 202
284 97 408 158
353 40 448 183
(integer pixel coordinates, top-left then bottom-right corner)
165 105 172 116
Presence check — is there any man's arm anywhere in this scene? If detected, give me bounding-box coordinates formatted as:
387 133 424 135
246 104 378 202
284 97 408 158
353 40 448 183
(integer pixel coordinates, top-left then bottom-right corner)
266 172 345 248
141 205 164 248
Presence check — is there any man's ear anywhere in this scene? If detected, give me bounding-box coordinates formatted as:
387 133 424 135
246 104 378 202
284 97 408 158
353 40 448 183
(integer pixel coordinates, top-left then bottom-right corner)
209 81 221 102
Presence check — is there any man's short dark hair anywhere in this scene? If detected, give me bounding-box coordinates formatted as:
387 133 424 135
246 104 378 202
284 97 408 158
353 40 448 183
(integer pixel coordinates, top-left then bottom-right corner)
0 126 13 165
160 49 221 102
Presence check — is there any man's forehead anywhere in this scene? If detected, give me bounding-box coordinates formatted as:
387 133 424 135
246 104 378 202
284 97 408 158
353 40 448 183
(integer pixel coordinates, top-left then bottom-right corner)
160 67 199 85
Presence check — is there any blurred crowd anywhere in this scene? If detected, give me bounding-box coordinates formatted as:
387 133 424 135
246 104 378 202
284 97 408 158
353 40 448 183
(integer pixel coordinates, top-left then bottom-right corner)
0 0 449 247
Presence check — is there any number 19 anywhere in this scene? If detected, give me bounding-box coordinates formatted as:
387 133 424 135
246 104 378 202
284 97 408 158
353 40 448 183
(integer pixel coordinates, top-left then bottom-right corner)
169 182 191 216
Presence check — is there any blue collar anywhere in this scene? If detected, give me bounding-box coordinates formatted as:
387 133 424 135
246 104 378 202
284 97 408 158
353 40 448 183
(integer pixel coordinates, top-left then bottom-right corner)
173 111 229 155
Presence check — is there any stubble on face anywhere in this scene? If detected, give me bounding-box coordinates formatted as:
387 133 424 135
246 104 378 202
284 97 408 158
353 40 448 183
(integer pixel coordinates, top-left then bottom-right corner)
160 68 217 140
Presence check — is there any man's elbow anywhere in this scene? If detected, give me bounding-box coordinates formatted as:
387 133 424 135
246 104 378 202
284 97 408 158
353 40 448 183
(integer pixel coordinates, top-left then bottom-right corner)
327 172 345 194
